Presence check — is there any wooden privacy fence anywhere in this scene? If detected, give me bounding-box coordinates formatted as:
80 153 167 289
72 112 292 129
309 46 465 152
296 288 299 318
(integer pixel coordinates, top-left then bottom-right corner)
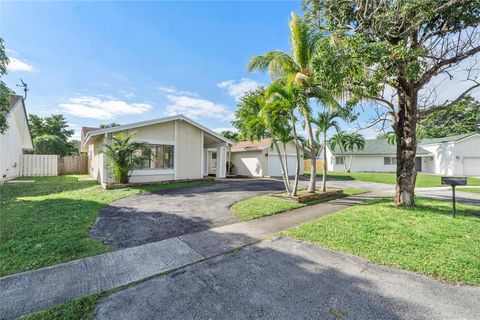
20 154 88 176
58 155 88 175
303 159 324 172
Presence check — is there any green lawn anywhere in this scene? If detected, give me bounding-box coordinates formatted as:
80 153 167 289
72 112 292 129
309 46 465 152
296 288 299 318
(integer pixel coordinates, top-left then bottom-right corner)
305 171 480 187
19 294 101 320
458 188 480 194
231 188 367 221
0 175 211 277
285 198 480 285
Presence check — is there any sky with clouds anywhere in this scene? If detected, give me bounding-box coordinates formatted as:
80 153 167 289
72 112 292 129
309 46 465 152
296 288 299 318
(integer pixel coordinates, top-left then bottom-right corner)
2 1 478 141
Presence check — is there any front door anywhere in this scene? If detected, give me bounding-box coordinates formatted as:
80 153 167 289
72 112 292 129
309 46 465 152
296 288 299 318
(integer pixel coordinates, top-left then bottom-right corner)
211 152 217 174
415 157 422 172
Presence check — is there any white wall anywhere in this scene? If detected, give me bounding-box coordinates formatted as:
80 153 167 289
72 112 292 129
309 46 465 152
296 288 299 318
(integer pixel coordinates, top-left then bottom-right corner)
231 150 266 177
330 155 397 172
452 135 480 176
0 101 32 181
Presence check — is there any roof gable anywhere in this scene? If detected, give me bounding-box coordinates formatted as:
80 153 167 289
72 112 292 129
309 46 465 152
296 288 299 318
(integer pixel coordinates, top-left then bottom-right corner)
81 114 233 146
3 95 33 149
419 133 477 145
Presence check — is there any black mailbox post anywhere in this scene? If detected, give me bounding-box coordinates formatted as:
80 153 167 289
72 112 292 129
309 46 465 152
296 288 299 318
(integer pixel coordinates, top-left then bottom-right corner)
441 177 467 217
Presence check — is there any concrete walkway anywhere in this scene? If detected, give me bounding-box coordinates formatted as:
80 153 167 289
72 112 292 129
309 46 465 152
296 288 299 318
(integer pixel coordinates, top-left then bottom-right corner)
0 192 381 320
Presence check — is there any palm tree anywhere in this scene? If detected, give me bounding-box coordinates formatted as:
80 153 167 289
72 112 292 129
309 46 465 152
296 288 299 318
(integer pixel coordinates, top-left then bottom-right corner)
103 132 144 184
266 82 304 196
312 111 342 191
233 87 292 193
329 131 348 171
247 12 340 193
343 133 365 172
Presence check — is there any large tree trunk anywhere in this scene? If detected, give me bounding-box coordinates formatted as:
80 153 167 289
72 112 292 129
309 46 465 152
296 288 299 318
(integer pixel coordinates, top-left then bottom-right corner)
291 115 301 197
301 106 317 193
321 132 327 192
393 87 418 207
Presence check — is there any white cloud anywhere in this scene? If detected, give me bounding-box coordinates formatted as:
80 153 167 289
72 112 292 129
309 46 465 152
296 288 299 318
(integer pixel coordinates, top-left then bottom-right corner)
165 95 235 121
125 92 136 98
7 57 34 72
156 86 198 97
60 96 153 120
213 127 239 133
217 78 262 101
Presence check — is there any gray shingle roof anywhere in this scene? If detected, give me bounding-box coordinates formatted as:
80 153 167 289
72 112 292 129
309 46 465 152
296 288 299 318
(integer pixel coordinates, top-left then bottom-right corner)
418 133 476 145
329 139 431 156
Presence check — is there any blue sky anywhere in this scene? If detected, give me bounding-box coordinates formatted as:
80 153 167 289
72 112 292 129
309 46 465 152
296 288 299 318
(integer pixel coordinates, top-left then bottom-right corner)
2 1 308 140
3 1 475 141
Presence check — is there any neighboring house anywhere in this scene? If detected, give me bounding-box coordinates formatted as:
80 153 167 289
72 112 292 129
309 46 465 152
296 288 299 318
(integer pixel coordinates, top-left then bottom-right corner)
323 133 480 176
230 139 304 177
80 115 233 186
0 95 33 181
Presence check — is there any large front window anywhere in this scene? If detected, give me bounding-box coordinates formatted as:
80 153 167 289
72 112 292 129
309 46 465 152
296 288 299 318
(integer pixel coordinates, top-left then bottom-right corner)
133 145 174 169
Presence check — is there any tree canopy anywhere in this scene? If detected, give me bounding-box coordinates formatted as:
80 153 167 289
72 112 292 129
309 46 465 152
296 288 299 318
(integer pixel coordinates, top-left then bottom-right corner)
0 37 13 134
418 95 479 139
28 114 78 155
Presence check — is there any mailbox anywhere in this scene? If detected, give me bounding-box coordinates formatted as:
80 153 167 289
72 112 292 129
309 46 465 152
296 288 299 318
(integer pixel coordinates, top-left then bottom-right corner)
441 176 468 217
441 177 467 186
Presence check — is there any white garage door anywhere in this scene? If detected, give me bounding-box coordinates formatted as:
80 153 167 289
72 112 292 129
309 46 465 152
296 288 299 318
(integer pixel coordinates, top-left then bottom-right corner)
463 157 480 176
268 155 299 177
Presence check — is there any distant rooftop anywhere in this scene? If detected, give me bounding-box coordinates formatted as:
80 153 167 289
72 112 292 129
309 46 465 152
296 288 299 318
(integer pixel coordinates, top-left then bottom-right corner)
419 133 476 145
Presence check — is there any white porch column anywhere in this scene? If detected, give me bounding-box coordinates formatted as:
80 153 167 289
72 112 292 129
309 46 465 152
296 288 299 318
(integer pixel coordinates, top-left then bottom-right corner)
216 145 227 178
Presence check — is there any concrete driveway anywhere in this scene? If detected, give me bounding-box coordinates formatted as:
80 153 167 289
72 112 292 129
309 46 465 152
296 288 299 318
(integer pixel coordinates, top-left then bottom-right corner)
91 179 286 248
94 237 480 320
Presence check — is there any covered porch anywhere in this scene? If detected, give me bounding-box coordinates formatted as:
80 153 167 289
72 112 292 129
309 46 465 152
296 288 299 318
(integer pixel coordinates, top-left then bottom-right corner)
203 132 232 178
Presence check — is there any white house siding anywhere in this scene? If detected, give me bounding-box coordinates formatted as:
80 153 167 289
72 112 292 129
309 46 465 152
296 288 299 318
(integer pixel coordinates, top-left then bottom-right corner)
175 120 203 180
231 150 266 177
330 155 397 172
0 100 32 180
0 114 23 180
421 143 455 175
452 136 480 176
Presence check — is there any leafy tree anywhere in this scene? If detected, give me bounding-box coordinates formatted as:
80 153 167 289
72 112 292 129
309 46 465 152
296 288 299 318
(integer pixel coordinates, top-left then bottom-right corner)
33 135 70 156
306 0 480 206
312 110 342 191
247 12 341 194
0 38 13 134
220 130 240 142
99 122 121 129
418 95 479 138
103 132 144 184
29 114 74 141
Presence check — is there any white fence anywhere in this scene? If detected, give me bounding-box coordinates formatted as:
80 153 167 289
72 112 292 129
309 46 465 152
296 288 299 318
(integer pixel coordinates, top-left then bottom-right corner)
20 155 58 177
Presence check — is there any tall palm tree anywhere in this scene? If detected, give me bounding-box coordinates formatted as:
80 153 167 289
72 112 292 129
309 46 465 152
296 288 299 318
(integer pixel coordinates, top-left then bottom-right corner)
312 111 342 192
247 12 339 193
343 133 365 172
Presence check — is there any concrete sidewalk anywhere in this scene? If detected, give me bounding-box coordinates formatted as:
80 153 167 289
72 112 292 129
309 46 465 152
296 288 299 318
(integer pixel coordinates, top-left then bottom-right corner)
0 192 382 320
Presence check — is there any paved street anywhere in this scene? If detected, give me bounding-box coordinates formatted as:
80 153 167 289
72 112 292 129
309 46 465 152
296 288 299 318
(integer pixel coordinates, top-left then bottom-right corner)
94 237 480 320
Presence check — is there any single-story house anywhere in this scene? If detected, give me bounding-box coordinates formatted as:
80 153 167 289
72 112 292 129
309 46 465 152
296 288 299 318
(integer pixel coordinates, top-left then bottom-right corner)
230 139 304 177
323 133 480 176
81 115 233 186
0 95 33 181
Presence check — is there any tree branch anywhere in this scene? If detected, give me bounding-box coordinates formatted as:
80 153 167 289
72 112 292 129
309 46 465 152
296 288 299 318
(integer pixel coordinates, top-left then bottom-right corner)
418 82 480 116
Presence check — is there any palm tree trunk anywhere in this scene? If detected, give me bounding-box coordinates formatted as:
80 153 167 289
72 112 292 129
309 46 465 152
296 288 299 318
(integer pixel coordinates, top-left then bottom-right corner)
322 132 327 192
283 142 290 179
291 115 300 197
347 155 353 173
274 140 291 193
301 106 316 193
